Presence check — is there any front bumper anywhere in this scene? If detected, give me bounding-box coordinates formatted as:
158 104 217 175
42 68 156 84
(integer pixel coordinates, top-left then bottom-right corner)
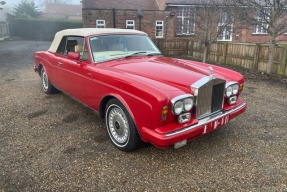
141 102 247 148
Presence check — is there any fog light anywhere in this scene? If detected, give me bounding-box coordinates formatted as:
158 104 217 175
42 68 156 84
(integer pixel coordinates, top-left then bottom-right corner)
228 96 237 105
178 113 191 124
174 139 187 149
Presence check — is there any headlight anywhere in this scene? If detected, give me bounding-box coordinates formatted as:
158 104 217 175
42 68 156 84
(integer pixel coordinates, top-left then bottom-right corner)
226 86 233 97
174 101 184 115
183 98 193 111
232 84 239 95
225 82 239 97
171 94 194 115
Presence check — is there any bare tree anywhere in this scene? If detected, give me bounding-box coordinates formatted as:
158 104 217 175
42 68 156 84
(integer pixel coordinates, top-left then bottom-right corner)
225 0 287 75
44 0 67 4
38 0 67 7
184 0 235 63
37 0 68 9
0 1 5 11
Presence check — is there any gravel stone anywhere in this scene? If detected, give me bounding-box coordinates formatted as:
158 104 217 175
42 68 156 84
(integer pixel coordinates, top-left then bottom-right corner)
0 40 286 191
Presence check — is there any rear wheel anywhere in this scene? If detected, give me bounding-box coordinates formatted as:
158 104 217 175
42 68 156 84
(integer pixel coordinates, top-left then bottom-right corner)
105 99 142 151
40 68 56 94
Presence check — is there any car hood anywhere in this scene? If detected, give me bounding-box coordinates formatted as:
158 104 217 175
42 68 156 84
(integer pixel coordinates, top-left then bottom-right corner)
102 56 243 92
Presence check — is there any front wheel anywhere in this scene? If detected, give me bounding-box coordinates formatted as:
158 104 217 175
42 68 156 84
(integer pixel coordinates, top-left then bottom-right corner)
105 99 142 151
40 67 56 94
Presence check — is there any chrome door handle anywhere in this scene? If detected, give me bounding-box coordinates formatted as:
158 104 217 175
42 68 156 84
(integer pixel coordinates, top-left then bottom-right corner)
57 62 63 66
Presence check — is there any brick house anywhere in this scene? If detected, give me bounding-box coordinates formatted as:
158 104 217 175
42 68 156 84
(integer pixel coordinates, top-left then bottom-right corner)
82 0 170 40
42 4 82 20
82 0 285 43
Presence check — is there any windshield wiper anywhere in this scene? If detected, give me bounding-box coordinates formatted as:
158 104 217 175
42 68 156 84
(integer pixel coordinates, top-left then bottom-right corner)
125 52 147 58
146 53 162 56
125 52 162 58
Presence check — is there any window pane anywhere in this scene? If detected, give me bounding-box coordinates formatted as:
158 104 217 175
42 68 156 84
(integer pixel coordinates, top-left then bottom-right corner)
156 20 164 37
217 12 233 41
96 20 105 28
176 7 195 35
253 10 268 34
126 20 135 29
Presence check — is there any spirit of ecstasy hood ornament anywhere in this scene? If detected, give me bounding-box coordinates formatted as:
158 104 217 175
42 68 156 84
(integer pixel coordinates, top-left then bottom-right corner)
209 66 213 78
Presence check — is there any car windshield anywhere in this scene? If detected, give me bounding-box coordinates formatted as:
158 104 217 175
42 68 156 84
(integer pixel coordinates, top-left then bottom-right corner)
89 34 161 63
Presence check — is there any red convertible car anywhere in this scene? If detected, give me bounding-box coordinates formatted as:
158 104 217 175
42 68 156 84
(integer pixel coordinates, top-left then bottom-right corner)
34 28 247 151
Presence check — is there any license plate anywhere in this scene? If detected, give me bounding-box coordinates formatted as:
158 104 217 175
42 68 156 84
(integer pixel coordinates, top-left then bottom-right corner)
203 115 230 134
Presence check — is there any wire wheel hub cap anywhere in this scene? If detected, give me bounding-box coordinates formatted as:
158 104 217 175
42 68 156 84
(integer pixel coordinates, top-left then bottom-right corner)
42 70 48 91
108 107 129 144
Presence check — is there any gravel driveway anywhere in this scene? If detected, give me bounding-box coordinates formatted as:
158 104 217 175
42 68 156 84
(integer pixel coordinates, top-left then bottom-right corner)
0 40 286 191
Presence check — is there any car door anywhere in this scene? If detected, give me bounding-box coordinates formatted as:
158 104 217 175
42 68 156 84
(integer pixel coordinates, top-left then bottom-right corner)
55 36 86 101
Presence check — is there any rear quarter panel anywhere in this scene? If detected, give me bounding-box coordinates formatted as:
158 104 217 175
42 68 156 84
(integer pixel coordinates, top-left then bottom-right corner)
34 51 58 85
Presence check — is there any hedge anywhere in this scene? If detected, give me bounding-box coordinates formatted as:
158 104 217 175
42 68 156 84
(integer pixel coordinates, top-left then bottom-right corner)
9 18 83 41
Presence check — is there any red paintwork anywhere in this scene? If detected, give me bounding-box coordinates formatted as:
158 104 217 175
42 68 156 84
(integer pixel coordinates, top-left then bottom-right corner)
68 52 80 60
34 35 247 149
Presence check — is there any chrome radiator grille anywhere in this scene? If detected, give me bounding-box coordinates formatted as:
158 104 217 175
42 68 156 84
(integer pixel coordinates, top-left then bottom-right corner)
194 78 226 119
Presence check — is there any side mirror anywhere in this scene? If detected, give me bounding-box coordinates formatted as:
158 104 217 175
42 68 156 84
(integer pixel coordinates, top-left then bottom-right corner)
68 52 80 60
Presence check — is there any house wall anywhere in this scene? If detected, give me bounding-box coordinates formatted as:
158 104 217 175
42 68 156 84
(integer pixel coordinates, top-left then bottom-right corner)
83 8 173 40
82 7 287 43
232 27 287 44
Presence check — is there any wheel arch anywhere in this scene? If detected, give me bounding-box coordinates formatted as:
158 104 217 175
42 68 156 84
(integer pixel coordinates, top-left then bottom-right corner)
99 95 115 119
37 64 43 76
99 94 136 122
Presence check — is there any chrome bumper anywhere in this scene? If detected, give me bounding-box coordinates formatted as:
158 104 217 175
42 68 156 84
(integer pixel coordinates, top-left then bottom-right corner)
165 102 246 137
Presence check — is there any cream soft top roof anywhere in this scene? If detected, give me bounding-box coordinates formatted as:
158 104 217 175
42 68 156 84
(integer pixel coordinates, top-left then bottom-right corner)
48 28 147 53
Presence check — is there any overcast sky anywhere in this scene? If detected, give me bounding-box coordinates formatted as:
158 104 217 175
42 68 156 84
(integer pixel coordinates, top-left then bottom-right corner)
5 0 81 8
1 0 81 21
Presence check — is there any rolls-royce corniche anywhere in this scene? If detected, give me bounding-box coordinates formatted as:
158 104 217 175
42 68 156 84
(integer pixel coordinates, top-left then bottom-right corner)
34 28 247 151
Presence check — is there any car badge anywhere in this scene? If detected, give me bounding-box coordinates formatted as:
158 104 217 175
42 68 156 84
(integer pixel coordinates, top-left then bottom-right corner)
209 66 213 78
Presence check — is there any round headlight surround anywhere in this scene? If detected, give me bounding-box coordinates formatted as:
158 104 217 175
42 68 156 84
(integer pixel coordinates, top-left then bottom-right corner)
173 100 184 115
232 84 239 95
226 86 233 97
226 82 240 97
183 98 193 111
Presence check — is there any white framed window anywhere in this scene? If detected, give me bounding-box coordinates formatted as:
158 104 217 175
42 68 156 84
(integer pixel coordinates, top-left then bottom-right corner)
155 20 164 38
217 12 233 41
176 7 195 35
253 9 269 34
96 20 105 28
126 20 135 29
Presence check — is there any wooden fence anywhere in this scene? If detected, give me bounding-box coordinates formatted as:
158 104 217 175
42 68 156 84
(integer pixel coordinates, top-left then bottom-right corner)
155 39 287 76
